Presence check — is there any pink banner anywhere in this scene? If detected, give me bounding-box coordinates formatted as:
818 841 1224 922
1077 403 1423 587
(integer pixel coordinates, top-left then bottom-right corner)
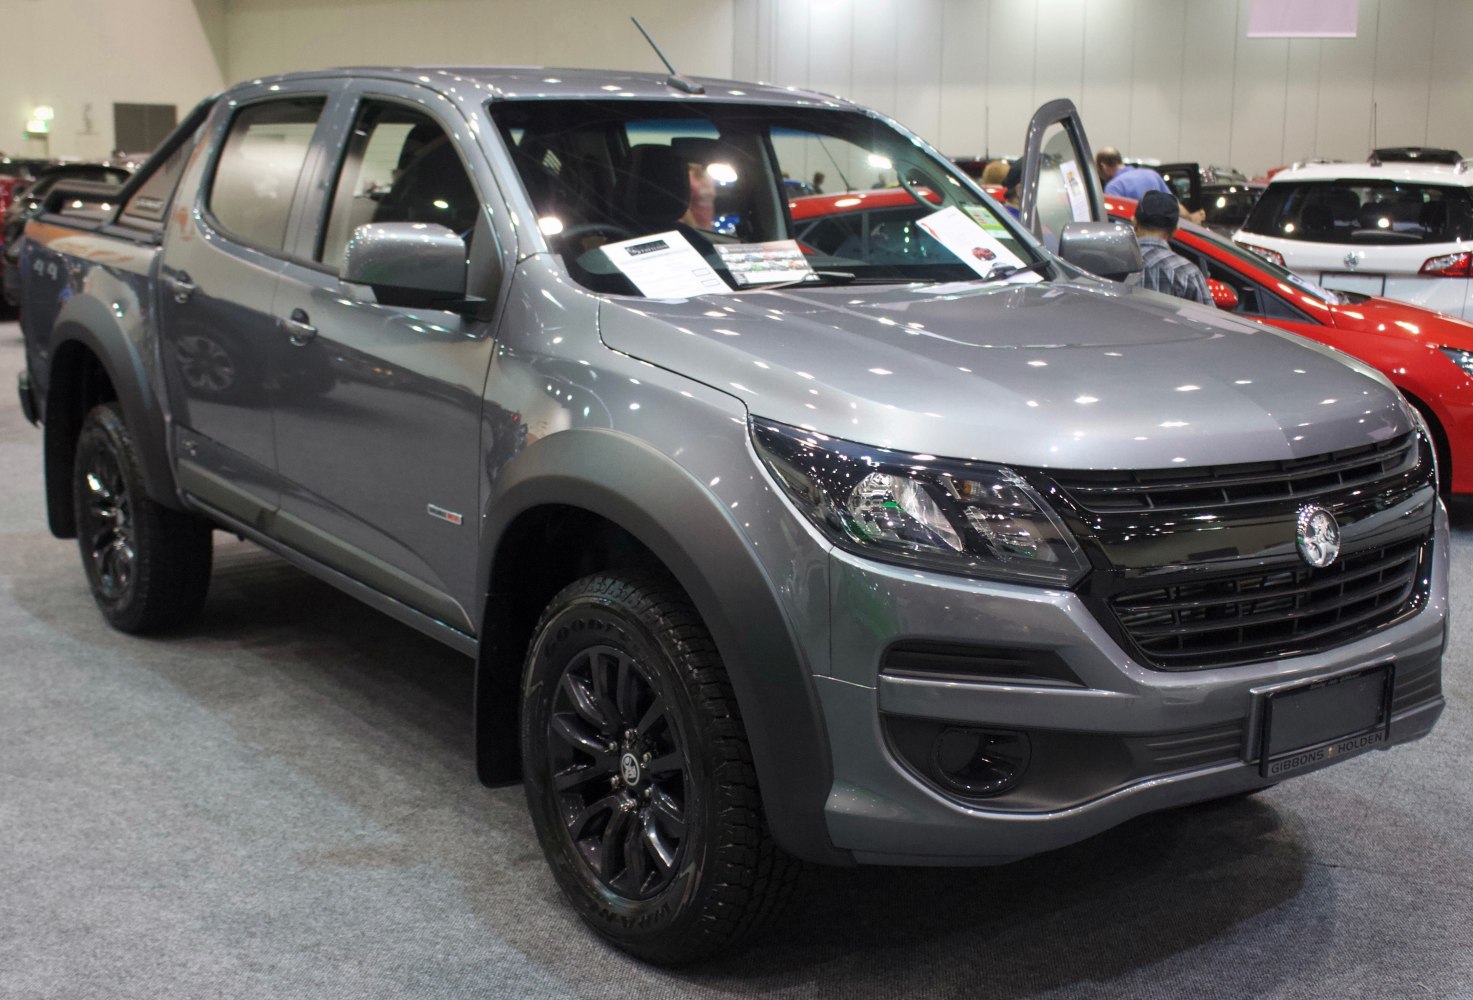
1247 0 1358 38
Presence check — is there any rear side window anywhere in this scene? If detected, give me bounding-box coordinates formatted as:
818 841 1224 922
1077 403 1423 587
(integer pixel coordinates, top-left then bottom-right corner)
208 97 325 252
1243 180 1473 245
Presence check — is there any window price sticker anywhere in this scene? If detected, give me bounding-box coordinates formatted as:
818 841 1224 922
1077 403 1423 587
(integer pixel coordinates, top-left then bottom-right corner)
601 231 730 298
917 206 1041 281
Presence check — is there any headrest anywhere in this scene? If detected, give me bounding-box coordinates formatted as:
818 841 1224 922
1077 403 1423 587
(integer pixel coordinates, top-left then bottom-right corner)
623 144 691 228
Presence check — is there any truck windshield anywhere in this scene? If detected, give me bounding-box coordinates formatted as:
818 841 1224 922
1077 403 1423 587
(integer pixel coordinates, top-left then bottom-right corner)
490 99 1038 294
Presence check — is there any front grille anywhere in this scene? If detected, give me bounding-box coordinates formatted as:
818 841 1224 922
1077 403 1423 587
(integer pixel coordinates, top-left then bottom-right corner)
1111 538 1427 669
1053 432 1417 513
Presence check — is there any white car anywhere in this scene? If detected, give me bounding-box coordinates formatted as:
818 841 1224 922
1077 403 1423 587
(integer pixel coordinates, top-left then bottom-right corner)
1234 158 1473 319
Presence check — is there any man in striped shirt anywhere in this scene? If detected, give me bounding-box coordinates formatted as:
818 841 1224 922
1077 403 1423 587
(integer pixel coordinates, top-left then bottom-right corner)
1133 189 1212 305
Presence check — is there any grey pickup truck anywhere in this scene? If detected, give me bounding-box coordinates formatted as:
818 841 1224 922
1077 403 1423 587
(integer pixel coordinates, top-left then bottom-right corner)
16 68 1447 963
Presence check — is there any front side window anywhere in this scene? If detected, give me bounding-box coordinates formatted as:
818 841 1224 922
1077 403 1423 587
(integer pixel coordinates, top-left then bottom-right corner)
491 99 1038 294
208 97 325 252
1242 179 1473 245
319 101 480 271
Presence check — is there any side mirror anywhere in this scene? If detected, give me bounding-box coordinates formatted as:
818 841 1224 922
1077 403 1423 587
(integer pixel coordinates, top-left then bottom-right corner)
1058 221 1143 282
1207 278 1240 311
342 222 467 308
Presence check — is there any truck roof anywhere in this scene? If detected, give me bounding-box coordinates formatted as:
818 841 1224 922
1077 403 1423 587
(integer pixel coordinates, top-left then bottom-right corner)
239 66 852 110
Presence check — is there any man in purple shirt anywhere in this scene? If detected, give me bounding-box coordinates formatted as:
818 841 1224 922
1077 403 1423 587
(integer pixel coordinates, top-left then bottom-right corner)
1097 147 1206 223
1096 147 1169 199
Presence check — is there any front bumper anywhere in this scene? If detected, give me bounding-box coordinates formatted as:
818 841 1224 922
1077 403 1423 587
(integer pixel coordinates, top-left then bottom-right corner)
815 503 1449 865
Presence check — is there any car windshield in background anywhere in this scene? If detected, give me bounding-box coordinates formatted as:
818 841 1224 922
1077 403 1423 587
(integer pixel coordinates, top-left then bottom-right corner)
491 100 1035 294
1185 220 1344 305
1242 180 1473 245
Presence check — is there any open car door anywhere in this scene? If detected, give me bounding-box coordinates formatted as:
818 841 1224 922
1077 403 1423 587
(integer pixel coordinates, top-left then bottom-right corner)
1017 98 1141 280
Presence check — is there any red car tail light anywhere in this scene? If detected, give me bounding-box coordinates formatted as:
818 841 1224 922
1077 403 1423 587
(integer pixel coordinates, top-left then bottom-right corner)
1419 252 1471 277
1236 242 1285 266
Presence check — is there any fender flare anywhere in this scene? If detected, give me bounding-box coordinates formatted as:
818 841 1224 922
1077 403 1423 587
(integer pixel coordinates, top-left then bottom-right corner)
44 306 180 536
478 428 847 865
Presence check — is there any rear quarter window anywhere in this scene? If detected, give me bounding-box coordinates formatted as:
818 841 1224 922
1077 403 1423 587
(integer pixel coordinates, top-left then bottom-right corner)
1243 179 1473 245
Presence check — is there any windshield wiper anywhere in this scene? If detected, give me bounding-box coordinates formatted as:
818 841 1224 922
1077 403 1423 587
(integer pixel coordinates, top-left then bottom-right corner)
973 259 1052 284
732 271 945 293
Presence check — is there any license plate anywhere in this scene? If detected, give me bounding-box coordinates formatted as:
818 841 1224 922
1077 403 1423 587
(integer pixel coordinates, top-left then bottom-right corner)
1318 272 1385 296
1259 664 1393 779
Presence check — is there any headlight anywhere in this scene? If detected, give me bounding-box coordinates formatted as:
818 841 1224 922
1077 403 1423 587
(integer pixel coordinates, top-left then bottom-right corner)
751 419 1089 586
1438 346 1473 380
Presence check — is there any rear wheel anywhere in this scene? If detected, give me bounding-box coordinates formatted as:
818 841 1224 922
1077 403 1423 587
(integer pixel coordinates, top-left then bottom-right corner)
73 402 213 633
521 571 797 964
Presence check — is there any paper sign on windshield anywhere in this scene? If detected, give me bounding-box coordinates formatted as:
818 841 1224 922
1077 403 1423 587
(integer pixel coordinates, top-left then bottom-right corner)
601 231 729 298
1059 159 1091 222
916 206 1040 281
714 240 815 286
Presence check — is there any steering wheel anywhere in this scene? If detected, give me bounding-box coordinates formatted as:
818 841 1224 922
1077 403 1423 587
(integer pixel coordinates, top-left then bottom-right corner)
897 164 946 211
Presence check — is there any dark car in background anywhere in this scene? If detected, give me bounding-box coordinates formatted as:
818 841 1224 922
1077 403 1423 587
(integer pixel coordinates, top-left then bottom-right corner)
1157 162 1265 235
2 162 131 306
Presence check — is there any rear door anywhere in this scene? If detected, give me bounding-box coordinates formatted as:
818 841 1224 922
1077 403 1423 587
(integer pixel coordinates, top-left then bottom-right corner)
159 83 342 522
1017 99 1108 243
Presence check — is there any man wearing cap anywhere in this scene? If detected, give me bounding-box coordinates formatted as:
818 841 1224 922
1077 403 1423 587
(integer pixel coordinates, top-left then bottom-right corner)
1134 190 1212 305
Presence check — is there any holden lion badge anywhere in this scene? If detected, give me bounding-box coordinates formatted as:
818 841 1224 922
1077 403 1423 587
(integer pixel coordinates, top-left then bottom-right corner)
1296 505 1341 568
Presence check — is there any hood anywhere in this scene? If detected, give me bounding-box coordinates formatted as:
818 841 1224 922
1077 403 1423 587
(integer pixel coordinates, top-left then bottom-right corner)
599 278 1411 470
1329 294 1473 351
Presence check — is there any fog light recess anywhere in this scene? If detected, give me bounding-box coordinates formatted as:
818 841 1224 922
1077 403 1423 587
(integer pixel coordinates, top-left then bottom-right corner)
886 715 1032 801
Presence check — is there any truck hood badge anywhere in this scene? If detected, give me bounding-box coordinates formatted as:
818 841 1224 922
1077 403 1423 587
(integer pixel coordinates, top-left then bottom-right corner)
1296 505 1341 568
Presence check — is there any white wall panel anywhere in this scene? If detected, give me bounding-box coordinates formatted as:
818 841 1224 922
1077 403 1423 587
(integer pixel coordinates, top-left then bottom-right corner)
224 0 735 83
1128 0 1185 161
1369 0 1435 148
1078 0 1135 162
0 0 225 160
1427 0 1473 152
937 0 990 156
1176 0 1237 167
1281 38 1322 163
986 0 1038 155
894 1 944 141
1313 0 1380 162
1228 11 1290 173
729 0 1473 177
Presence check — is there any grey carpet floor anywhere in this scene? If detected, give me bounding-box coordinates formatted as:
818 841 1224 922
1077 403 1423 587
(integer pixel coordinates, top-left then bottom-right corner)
1 317 1470 1000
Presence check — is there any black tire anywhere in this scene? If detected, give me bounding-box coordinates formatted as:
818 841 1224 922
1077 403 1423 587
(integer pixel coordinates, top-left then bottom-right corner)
521 571 798 964
73 402 213 633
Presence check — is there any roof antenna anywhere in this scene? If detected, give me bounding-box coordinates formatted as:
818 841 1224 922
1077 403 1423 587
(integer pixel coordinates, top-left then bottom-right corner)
631 17 705 95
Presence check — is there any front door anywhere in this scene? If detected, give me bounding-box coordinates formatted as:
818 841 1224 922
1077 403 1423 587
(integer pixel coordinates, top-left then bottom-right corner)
1017 99 1107 244
270 91 506 634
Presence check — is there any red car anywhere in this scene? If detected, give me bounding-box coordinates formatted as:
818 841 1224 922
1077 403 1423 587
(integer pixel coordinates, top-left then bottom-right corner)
788 186 1473 493
1109 192 1473 494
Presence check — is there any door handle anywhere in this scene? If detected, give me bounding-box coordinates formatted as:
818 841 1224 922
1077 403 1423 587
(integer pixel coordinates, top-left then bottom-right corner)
164 271 196 304
284 308 317 347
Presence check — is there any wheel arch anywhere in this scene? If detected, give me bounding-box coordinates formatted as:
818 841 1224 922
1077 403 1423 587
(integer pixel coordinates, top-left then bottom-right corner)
42 317 179 538
475 428 846 865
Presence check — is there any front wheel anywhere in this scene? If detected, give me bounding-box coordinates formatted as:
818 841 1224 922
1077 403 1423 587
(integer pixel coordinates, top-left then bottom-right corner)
73 402 213 633
521 571 797 964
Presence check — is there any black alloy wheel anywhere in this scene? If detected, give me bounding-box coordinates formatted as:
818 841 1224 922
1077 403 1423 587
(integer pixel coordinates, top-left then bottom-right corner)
79 434 135 603
72 403 213 633
521 571 798 964
547 644 690 899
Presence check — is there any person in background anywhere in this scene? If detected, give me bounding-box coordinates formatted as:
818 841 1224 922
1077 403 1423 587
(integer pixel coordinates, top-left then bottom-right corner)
1133 189 1211 305
1098 146 1206 223
1001 160 1023 218
682 162 716 230
811 171 826 194
980 158 1010 186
